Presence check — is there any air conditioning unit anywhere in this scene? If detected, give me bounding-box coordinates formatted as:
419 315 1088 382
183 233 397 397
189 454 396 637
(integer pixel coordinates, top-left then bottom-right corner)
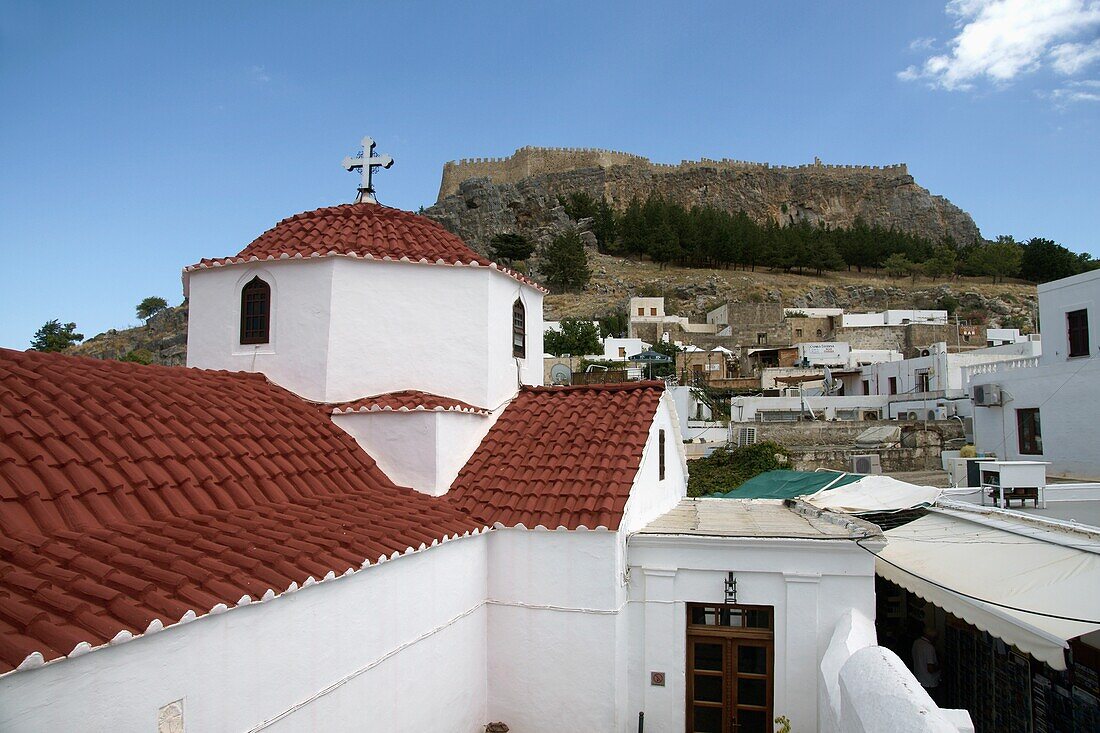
735 427 758 447
973 384 1002 406
850 454 883 475
861 410 880 421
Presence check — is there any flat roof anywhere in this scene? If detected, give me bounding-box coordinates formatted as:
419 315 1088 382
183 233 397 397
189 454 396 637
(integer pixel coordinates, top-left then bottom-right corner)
636 498 879 540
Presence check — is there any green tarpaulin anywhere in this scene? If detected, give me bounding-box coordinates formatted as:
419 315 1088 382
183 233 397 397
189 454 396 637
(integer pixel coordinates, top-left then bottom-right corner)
709 470 862 499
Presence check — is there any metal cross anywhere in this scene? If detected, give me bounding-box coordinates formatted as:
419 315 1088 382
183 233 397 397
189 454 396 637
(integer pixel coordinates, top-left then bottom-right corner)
342 136 394 204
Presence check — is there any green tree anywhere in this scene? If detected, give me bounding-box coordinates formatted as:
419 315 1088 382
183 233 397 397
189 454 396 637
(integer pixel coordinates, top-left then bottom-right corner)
540 230 591 292
1019 237 1088 283
649 222 681 268
598 310 629 339
30 320 84 352
883 253 914 279
968 236 1023 283
544 318 602 357
489 233 534 265
136 296 168 322
924 245 958 281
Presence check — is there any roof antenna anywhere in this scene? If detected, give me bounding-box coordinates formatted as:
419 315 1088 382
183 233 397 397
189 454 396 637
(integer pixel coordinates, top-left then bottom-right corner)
342 136 394 204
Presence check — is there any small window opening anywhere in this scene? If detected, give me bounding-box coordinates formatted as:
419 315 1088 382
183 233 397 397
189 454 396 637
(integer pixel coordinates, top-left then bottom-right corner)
240 276 271 345
512 299 526 358
658 429 666 481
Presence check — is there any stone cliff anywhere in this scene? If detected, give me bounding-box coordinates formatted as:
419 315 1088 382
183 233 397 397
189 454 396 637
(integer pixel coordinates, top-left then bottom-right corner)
426 147 982 255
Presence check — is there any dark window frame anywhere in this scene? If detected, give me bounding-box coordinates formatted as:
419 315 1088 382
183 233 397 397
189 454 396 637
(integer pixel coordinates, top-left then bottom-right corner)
1016 408 1043 455
512 299 526 359
658 428 666 481
1067 309 1089 358
240 276 271 345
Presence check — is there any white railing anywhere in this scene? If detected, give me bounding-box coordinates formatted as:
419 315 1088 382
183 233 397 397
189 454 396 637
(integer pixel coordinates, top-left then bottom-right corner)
962 356 1040 381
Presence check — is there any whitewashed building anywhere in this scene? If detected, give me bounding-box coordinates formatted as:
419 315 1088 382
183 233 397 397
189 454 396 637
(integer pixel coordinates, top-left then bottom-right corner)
0 145 972 732
970 269 1100 479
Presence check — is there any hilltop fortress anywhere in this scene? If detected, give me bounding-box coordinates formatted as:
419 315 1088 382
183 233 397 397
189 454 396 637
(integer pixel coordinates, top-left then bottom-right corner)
426 146 980 255
438 145 909 201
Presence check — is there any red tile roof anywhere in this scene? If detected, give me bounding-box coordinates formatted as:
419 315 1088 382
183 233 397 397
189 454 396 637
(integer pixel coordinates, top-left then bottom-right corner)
184 203 546 292
448 382 665 531
330 390 490 416
0 349 483 673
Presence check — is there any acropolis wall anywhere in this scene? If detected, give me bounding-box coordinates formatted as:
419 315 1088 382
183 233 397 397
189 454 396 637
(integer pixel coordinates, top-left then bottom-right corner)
437 146 909 201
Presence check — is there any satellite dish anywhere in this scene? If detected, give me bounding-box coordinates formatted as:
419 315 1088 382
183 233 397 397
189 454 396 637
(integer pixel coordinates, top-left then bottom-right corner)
550 363 572 385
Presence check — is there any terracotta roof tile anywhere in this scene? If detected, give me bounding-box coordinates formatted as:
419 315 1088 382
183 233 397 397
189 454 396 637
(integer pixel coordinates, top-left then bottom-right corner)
330 389 490 416
448 382 665 531
0 348 483 673
185 204 545 292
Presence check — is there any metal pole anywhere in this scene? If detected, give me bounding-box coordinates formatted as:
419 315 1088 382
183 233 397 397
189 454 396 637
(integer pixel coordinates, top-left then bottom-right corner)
638 711 644 732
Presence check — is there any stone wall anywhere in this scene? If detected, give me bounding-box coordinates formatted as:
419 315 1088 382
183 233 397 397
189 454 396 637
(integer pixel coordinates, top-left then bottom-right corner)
833 323 988 358
753 421 964 472
438 147 910 201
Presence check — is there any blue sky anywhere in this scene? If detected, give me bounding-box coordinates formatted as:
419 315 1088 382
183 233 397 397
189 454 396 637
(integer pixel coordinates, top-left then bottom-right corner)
1 0 1098 349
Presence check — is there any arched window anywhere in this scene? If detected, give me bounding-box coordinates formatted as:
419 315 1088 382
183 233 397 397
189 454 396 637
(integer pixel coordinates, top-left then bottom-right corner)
512 299 526 358
240 276 271 344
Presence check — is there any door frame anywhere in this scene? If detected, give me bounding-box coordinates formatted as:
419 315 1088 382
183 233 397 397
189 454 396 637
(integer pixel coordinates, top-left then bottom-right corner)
685 603 775 733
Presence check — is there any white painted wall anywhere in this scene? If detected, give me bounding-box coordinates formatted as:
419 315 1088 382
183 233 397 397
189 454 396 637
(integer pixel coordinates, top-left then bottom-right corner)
986 328 1027 346
187 258 543 407
841 310 947 327
970 270 1100 479
187 260 336 399
1037 268 1099 364
332 409 495 495
858 341 1041 398
620 392 689 536
0 536 489 733
603 337 650 361
485 529 626 731
626 535 878 733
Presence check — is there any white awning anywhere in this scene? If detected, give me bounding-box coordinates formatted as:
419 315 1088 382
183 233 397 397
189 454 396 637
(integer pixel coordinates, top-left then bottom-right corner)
808 475 940 513
876 507 1100 669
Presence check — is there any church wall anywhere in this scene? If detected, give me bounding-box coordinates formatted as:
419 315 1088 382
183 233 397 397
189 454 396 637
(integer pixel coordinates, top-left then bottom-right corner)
626 537 876 733
331 409 494 495
187 257 542 407
0 535 490 733
328 259 492 405
487 266 544 402
186 259 335 401
620 392 690 536
485 528 625 731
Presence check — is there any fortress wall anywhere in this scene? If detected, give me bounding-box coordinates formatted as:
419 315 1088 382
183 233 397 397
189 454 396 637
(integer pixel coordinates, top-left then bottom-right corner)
437 146 908 201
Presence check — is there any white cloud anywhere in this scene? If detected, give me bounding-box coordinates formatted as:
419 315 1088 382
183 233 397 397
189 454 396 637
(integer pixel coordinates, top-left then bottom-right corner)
1050 78 1100 102
1050 39 1100 73
900 0 1100 90
909 37 937 51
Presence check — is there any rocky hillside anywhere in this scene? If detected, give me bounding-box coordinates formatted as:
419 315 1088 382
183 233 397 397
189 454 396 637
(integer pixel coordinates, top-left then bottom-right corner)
544 253 1037 332
70 301 188 366
424 148 982 255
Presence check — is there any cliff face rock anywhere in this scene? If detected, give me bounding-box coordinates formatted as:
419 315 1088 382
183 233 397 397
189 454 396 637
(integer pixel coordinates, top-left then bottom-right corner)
425 147 982 253
70 301 188 366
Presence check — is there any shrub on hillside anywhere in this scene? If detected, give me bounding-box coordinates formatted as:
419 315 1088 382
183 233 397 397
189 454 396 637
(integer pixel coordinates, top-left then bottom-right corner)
687 441 791 497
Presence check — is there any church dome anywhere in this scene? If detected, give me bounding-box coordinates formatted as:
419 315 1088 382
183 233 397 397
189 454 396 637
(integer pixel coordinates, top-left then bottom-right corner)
185 203 545 292
222 203 488 265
